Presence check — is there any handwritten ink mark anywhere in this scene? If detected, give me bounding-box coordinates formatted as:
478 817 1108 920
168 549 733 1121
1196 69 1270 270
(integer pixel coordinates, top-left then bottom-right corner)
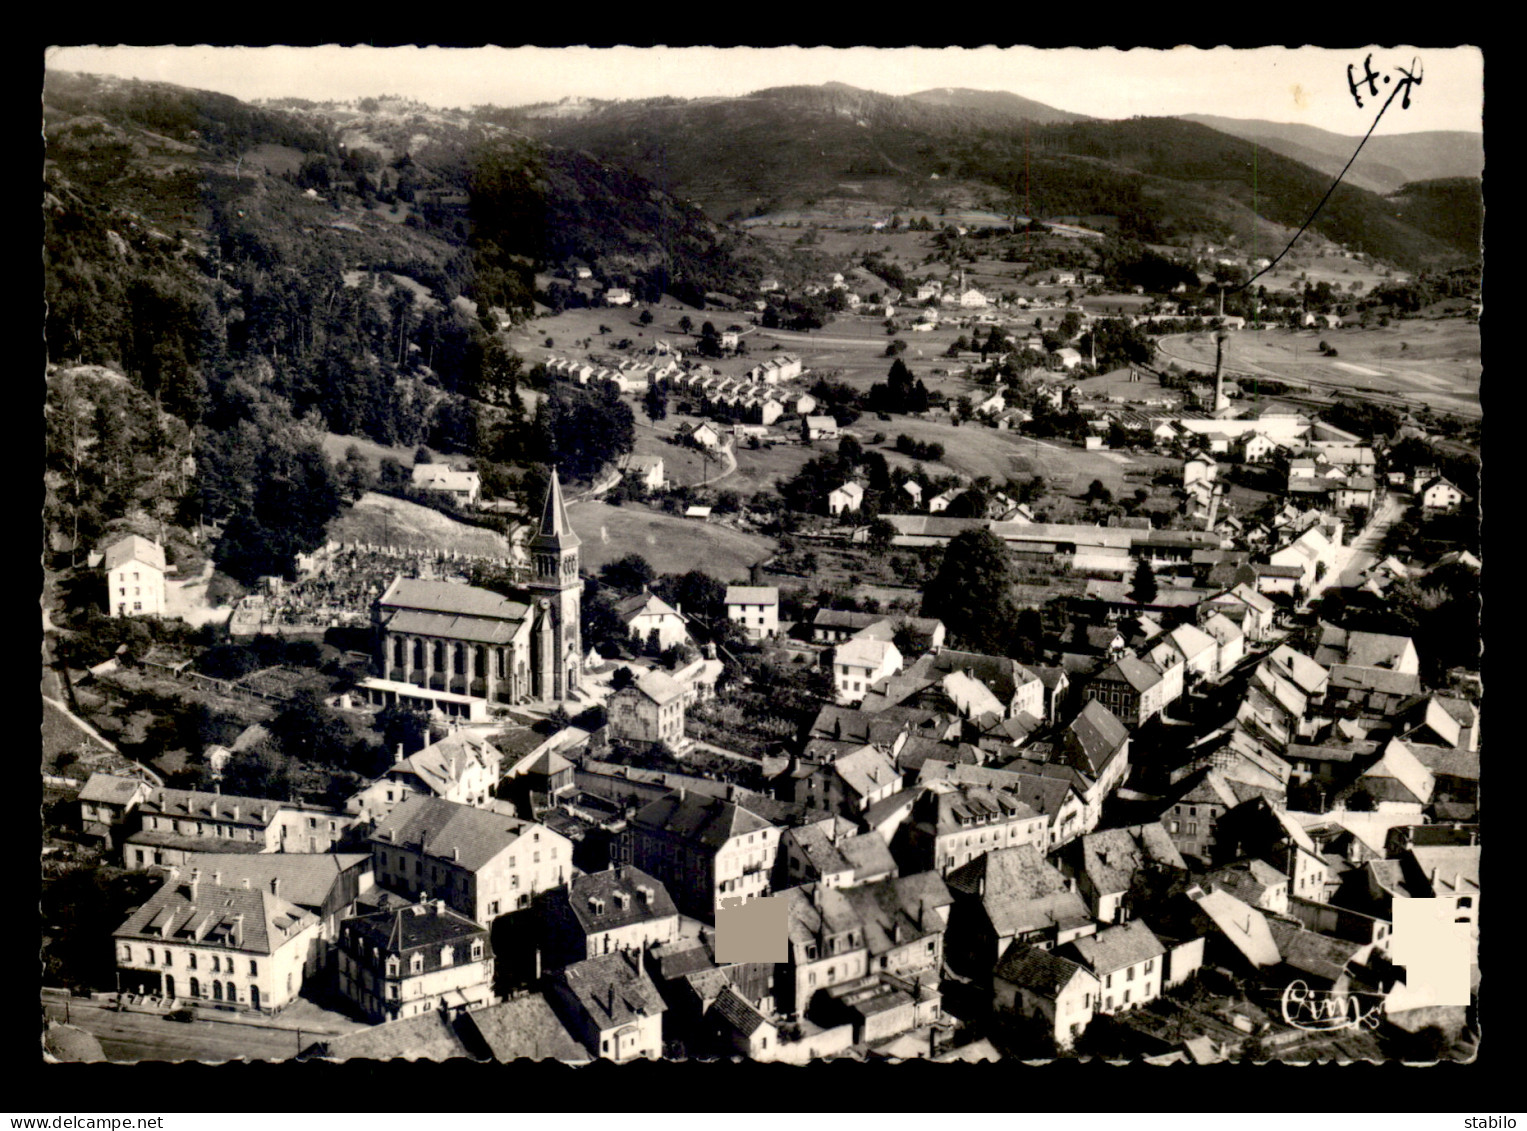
1238 54 1424 295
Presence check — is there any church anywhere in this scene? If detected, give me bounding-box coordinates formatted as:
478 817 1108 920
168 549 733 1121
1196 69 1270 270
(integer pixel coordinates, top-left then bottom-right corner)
358 471 584 720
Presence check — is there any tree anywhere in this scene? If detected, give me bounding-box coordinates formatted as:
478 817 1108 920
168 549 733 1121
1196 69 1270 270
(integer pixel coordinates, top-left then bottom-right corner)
638 309 653 326
377 703 431 758
1129 558 1159 604
643 381 669 424
866 517 897 553
611 666 636 692
1084 479 1113 505
678 315 694 335
920 529 1022 654
600 552 656 594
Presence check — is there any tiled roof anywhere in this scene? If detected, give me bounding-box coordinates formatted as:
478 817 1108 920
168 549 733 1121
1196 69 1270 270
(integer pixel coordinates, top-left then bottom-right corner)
103 534 165 573
1358 740 1435 806
920 781 1041 836
1205 858 1287 906
994 943 1095 998
1343 631 1416 670
840 872 953 960
1094 656 1163 694
725 586 778 605
172 852 368 911
79 773 147 806
787 821 854 878
140 788 281 827
712 984 773 1037
629 792 774 850
614 591 681 622
1066 700 1130 775
839 831 898 879
1065 920 1166 976
1075 824 1186 898
313 1009 477 1061
1409 845 1480 896
394 730 498 797
1262 646 1329 695
463 994 589 1062
380 578 532 621
115 874 317 957
1267 920 1364 983
554 951 667 1031
556 866 679 936
946 845 1087 938
1188 887 1280 967
370 795 543 872
831 745 899 798
343 901 490 974
1329 665 1423 697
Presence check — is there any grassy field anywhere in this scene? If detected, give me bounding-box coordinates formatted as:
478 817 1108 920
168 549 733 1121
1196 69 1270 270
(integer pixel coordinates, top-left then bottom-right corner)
565 500 776 581
321 431 421 470
850 415 1165 499
328 492 516 557
1158 319 1481 417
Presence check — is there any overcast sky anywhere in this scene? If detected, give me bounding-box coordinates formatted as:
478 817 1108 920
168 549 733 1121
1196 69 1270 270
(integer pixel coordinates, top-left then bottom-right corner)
45 45 1484 135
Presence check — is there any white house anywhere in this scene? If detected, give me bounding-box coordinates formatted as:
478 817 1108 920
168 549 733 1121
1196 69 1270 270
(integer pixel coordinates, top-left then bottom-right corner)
725 586 779 641
1183 452 1218 488
615 591 689 652
833 638 903 705
828 482 865 516
618 455 666 491
1420 476 1467 513
605 288 633 306
105 535 167 618
805 416 840 441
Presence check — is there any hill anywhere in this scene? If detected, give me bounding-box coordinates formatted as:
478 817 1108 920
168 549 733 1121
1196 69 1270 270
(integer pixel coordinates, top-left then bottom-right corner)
43 70 781 585
514 87 1470 270
906 87 1091 124
1386 178 1483 258
1180 114 1484 194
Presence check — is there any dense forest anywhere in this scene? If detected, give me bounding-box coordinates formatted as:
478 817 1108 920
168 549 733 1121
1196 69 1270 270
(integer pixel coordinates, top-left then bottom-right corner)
43 72 770 585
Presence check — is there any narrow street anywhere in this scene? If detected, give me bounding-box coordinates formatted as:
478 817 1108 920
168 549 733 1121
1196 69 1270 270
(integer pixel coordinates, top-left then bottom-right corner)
1303 491 1406 606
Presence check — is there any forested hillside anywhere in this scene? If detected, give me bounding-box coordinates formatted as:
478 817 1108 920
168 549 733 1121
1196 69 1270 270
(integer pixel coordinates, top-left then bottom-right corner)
43 73 772 585
515 86 1473 271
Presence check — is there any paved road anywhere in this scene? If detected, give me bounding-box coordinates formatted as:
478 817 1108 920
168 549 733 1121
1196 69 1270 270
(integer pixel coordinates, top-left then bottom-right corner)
43 997 320 1062
1303 491 1406 606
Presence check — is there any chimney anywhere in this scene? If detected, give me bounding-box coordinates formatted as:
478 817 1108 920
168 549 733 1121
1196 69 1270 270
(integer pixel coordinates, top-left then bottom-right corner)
397 743 405 761
212 871 222 887
678 787 686 802
452 846 460 862
271 877 281 898
242 878 251 890
436 899 446 915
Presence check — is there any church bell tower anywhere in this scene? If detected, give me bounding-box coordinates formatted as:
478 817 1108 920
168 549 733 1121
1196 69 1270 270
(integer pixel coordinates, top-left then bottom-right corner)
528 468 582 702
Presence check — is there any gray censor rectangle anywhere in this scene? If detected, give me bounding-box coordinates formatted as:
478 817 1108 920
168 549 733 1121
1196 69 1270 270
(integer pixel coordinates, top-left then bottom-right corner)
715 896 788 962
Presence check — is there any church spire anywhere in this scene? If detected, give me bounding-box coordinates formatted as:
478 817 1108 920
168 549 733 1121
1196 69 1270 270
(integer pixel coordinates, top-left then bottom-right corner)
534 467 580 550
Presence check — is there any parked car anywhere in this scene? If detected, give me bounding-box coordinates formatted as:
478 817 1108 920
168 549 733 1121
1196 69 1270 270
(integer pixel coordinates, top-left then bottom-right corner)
166 1008 195 1023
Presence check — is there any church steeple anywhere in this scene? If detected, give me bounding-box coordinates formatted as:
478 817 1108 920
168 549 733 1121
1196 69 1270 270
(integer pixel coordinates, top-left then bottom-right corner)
533 467 580 552
527 467 583 702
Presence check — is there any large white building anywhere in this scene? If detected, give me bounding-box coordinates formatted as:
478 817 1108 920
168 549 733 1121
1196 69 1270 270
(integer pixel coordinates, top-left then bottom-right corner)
104 535 166 618
114 866 321 1013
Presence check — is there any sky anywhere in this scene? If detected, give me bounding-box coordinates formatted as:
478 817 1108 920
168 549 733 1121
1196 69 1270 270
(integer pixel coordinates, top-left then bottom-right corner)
45 45 1484 135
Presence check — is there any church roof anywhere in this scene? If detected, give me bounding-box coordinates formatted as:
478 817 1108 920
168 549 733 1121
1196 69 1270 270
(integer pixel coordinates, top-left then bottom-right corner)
532 468 580 552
